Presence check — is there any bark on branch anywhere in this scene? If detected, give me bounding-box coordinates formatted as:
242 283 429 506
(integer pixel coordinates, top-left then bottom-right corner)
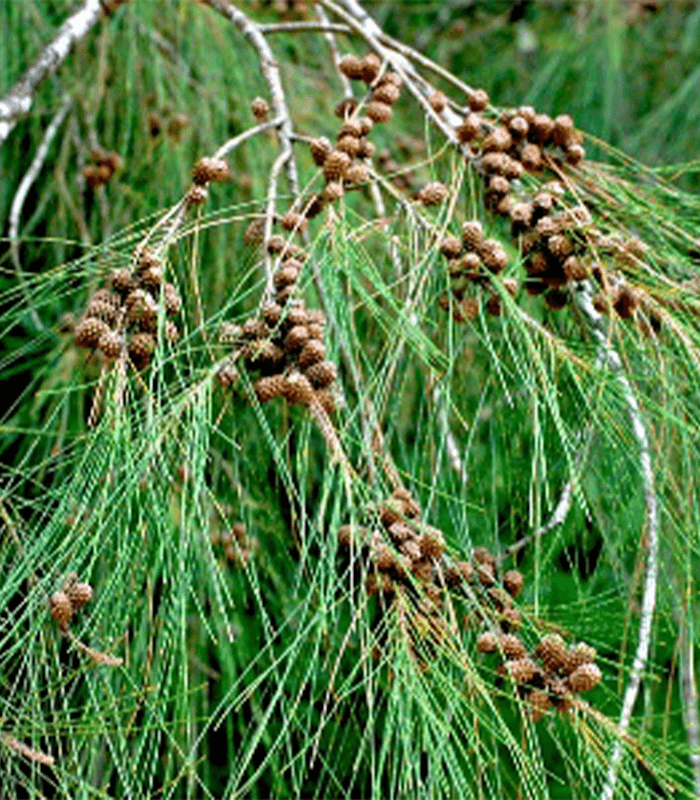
0 0 103 148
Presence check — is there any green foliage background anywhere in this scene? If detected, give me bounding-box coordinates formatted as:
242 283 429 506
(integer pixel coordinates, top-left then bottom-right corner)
1 1 700 798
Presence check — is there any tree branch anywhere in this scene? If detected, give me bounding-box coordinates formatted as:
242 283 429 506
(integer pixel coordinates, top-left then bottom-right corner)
0 0 103 148
570 280 659 800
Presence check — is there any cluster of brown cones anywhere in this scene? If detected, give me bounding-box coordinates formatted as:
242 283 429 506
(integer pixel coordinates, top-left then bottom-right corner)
49 574 93 632
217 238 338 414
74 248 181 369
82 147 123 190
439 219 517 321
211 523 258 567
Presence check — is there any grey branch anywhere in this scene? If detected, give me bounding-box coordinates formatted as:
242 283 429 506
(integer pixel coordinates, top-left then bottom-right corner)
0 0 103 147
571 280 659 800
9 94 73 330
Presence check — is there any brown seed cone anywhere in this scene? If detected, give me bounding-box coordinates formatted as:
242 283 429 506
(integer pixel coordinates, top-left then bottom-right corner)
563 642 597 675
356 138 376 159
400 538 421 561
337 523 363 548
487 293 502 317
284 324 310 352
283 304 308 327
250 96 269 122
163 284 181 317
500 607 522 632
334 97 358 119
565 144 586 165
323 148 352 182
112 268 134 295
520 143 543 172
139 264 163 290
192 156 231 185
92 288 121 307
480 240 508 274
279 211 308 234
489 175 511 196
393 486 421 518
452 297 480 323
428 90 447 113
516 105 535 123
314 388 336 415
477 631 498 654
83 164 105 189
478 155 505 179
566 663 602 693
374 542 395 573
547 234 573 260
75 317 110 348
243 339 284 368
510 202 534 231
503 570 524 598
273 266 299 291
527 689 551 722
306 323 323 341
505 658 538 684
336 134 360 157
366 101 392 124
387 521 414 544
86 299 118 325
499 634 528 660
324 182 344 202
216 360 239 388
536 216 560 238
488 587 511 611
357 116 374 136
614 286 639 319
381 71 403 88
545 289 568 311
129 332 156 367
360 52 381 84
503 155 524 180
418 529 445 560
165 320 179 343
242 319 270 340
552 114 575 147
456 112 482 144
187 185 208 205
310 137 332 167
535 634 568 672
477 562 495 586
563 255 588 281
283 371 314 406
254 374 286 403
417 181 448 206
257 302 281 329
509 115 529 139
345 162 370 184
338 53 363 80
379 500 402 529
483 126 513 153
472 546 496 567
502 277 518 297
531 113 554 145
461 220 485 252
66 581 93 609
98 329 125 359
372 82 400 106
297 339 326 369
468 88 489 112
457 560 474 582
265 235 286 254
305 360 337 389
440 235 462 260
50 591 73 630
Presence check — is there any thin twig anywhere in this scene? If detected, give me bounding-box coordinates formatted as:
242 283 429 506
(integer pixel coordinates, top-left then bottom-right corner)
259 20 351 34
314 4 353 98
0 0 103 147
570 279 659 800
0 733 55 767
201 0 299 199
9 94 72 330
